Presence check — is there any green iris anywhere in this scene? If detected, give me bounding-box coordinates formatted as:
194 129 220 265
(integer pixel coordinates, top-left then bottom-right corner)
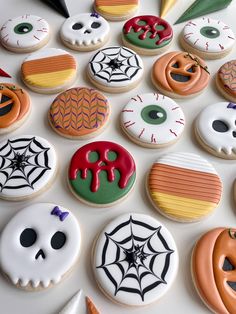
141 105 167 125
14 23 33 34
200 26 220 39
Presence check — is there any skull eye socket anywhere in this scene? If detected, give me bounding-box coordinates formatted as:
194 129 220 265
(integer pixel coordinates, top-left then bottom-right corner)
172 62 179 68
20 228 37 247
107 151 117 161
212 120 229 133
72 23 83 30
88 151 100 163
51 231 66 250
91 22 101 29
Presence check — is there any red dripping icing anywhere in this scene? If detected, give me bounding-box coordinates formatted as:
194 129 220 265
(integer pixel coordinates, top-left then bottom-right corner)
69 141 136 193
123 15 173 46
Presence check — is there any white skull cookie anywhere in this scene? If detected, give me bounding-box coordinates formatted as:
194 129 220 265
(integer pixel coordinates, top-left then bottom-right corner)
60 12 110 51
195 102 236 159
0 203 81 290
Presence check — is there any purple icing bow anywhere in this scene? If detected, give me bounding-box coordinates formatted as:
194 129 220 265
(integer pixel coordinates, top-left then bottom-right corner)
51 206 69 221
227 102 236 109
91 12 100 18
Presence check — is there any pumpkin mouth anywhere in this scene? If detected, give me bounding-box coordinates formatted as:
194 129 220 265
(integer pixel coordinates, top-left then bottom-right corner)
0 99 14 116
170 73 190 82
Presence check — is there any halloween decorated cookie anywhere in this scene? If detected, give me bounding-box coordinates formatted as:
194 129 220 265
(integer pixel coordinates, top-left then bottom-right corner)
0 83 31 135
120 93 185 148
68 141 136 207
147 152 222 222
192 228 236 314
60 13 110 51
0 15 50 53
152 51 210 98
21 48 77 94
0 135 57 201
93 213 178 306
0 203 81 290
88 46 144 93
94 0 139 21
49 87 110 140
180 18 235 60
216 60 236 102
122 15 173 55
195 102 236 159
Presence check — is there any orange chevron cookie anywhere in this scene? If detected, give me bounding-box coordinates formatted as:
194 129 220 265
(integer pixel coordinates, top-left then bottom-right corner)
94 0 139 21
147 152 222 222
21 48 77 94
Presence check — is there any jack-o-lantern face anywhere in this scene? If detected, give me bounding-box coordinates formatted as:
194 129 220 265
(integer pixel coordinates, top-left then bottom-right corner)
152 51 210 96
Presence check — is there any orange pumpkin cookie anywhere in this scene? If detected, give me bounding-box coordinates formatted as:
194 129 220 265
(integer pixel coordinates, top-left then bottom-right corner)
0 83 30 135
152 51 210 98
49 87 110 139
192 228 236 314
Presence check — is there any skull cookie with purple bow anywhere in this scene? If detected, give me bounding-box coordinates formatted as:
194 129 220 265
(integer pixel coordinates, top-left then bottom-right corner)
0 203 81 290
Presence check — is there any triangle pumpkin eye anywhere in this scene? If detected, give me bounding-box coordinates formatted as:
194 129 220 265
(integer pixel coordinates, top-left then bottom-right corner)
222 257 235 271
227 281 236 292
172 62 179 68
187 66 195 73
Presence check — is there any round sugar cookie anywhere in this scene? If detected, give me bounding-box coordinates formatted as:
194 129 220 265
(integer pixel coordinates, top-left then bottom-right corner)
0 203 81 290
195 102 236 159
192 228 236 314
60 13 110 51
0 83 31 135
122 15 173 55
68 141 136 207
151 51 210 98
216 60 236 103
94 0 139 21
180 18 235 60
49 87 110 139
93 213 178 306
120 93 185 148
88 46 144 93
21 48 77 94
147 152 222 222
0 135 57 201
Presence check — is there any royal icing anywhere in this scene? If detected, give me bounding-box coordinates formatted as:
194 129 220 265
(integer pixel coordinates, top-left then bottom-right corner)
60 13 110 48
21 48 77 91
196 102 236 156
183 18 235 53
0 135 57 200
68 141 136 205
148 152 222 222
93 213 178 306
94 0 139 18
0 203 81 289
49 87 110 138
152 51 210 96
0 15 49 51
123 15 173 49
192 228 236 314
88 46 143 88
218 60 236 97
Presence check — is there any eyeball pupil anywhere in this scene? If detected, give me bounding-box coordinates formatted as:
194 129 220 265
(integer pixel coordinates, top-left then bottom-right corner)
14 23 33 34
141 105 167 125
149 110 164 119
200 26 220 39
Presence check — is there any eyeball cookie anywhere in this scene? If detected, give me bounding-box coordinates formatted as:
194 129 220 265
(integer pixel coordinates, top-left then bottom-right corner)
121 93 185 148
152 51 210 98
216 60 236 103
147 152 222 222
195 102 236 159
49 87 110 139
21 48 77 94
88 46 144 93
0 135 57 201
192 228 236 314
68 141 136 207
0 83 31 135
122 15 173 55
180 18 235 60
93 213 178 306
0 15 50 53
0 203 81 290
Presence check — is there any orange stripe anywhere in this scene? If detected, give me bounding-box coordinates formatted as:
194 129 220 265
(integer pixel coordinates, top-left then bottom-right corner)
96 0 138 5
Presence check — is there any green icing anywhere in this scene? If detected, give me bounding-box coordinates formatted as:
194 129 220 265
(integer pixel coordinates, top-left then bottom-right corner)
200 26 220 39
141 105 167 125
70 170 136 205
14 23 33 34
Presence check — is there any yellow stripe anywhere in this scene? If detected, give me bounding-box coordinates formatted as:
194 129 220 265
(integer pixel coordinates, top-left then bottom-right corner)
98 5 137 15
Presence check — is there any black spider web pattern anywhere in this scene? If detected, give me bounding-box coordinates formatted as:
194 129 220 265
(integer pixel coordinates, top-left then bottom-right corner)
96 215 174 301
0 137 51 192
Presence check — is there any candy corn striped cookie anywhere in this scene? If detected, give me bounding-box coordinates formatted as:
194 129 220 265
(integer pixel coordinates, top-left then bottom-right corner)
94 0 139 21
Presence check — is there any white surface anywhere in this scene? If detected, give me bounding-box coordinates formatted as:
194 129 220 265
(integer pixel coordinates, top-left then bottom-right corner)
0 0 236 313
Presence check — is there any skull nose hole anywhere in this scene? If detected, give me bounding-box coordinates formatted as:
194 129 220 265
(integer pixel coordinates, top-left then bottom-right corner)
233 131 236 138
84 29 92 34
35 249 46 260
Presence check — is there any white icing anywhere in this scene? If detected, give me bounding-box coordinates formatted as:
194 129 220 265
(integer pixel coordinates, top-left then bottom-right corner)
0 203 81 288
59 290 87 314
23 47 70 61
88 46 144 87
196 102 236 155
60 13 110 47
93 213 178 306
183 17 235 53
0 15 49 49
156 152 217 174
121 93 185 145
0 135 57 199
